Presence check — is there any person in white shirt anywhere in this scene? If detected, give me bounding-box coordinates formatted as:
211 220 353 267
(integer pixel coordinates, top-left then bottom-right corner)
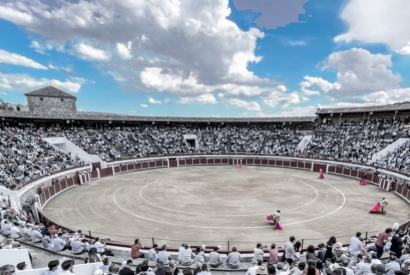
252 243 266 265
53 233 69 252
355 256 371 275
227 247 241 269
285 236 299 266
179 244 194 266
31 227 43 243
2 220 12 237
209 246 223 268
370 253 382 265
148 244 159 261
9 222 21 239
246 260 263 275
158 245 171 265
348 232 364 268
93 237 107 255
385 252 400 275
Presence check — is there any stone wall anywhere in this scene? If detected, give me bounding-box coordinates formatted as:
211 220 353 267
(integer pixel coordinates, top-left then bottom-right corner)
27 96 76 113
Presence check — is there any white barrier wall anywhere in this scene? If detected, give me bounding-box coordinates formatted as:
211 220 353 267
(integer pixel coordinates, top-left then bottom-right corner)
372 138 409 162
43 137 105 168
297 135 312 153
0 249 33 269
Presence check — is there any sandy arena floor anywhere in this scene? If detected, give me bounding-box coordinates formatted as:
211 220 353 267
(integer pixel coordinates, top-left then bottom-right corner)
42 166 410 250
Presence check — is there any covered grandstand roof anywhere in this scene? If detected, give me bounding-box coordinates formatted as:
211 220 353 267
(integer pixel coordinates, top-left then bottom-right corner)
316 102 410 114
0 109 316 123
24 86 76 99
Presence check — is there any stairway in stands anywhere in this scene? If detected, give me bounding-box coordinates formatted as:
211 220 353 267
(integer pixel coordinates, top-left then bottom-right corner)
259 133 269 153
227 134 232 152
145 134 161 155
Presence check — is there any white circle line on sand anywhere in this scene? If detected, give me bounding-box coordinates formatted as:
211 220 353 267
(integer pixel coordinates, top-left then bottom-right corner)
112 175 346 229
138 178 319 216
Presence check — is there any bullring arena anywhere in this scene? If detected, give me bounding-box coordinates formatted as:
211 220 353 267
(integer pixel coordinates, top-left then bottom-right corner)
2 87 410 272
41 159 410 250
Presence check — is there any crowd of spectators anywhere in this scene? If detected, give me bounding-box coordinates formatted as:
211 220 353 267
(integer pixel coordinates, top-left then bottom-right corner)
0 124 83 190
2 211 410 275
3 117 410 190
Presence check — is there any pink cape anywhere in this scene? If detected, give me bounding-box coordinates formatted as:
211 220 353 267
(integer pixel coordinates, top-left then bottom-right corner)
266 215 273 221
369 202 381 213
276 223 284 230
359 179 367 185
319 171 324 179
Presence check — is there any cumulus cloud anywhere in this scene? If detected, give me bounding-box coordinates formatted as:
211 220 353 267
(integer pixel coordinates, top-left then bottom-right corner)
225 98 261 111
335 0 410 53
180 94 217 104
0 0 275 102
324 48 402 96
73 42 109 61
0 5 33 25
361 88 410 104
396 43 410 55
0 73 82 93
277 105 317 117
300 76 339 95
116 42 132 59
0 49 47 69
140 104 148 108
148 97 161 104
302 48 403 102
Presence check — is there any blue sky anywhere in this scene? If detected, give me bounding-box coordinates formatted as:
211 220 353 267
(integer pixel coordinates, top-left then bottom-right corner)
0 0 409 117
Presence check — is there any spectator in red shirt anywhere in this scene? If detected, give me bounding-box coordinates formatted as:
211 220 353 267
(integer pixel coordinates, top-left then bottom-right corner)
131 239 145 259
375 228 392 259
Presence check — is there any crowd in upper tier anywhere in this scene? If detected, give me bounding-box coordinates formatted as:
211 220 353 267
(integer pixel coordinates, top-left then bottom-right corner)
2 117 410 190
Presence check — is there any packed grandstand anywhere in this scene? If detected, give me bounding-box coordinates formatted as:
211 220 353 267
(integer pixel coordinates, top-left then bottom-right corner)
1 86 410 275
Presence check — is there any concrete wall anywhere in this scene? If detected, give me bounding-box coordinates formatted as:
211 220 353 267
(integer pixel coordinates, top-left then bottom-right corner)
297 135 312 153
42 137 105 168
27 96 76 113
183 134 198 149
372 138 410 162
0 249 32 269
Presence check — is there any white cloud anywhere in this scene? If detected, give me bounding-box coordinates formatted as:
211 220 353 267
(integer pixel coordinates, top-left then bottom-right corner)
0 5 33 25
116 43 132 59
225 98 260 111
397 43 410 55
278 105 318 117
281 92 300 107
108 71 126 82
300 76 339 95
302 48 403 101
361 88 410 104
335 0 410 53
148 97 161 104
180 94 217 104
73 42 109 61
29 40 61 54
140 104 148 108
0 0 275 99
0 49 47 69
29 41 45 54
261 90 302 108
325 48 402 96
0 73 82 93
